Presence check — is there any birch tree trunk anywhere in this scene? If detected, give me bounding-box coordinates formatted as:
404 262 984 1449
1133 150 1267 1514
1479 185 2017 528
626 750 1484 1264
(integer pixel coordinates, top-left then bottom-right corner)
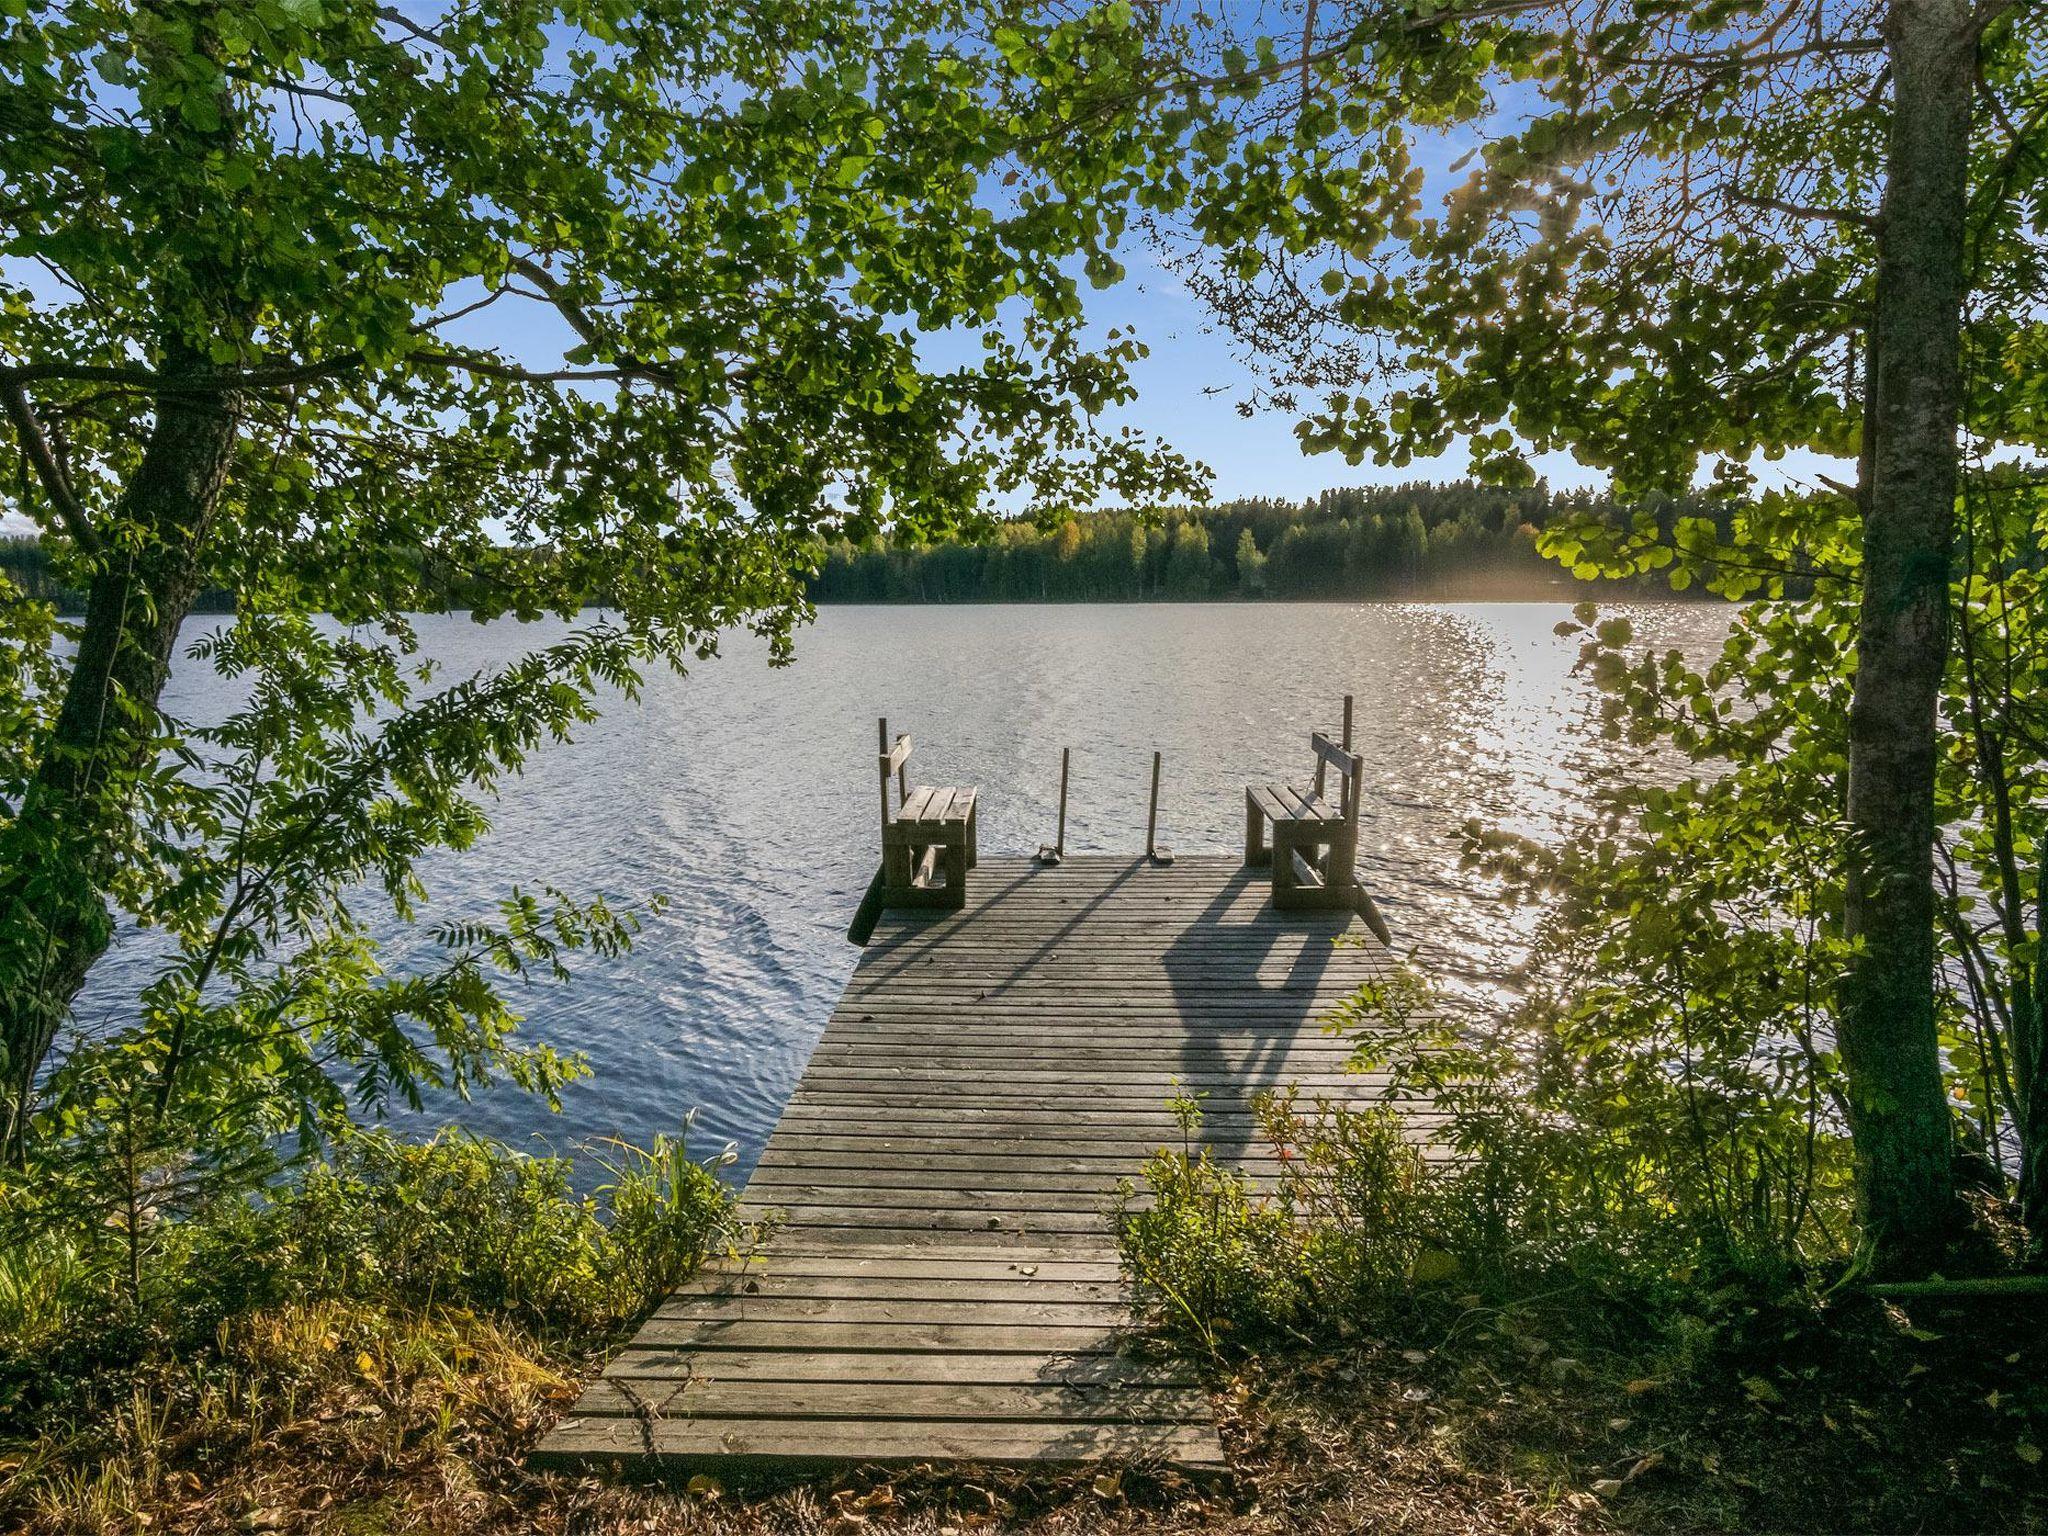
1838 0 1977 1274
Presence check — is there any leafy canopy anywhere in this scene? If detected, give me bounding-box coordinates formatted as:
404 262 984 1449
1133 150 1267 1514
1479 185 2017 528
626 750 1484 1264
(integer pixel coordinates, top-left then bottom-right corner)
0 0 1214 1205
1174 0 2044 501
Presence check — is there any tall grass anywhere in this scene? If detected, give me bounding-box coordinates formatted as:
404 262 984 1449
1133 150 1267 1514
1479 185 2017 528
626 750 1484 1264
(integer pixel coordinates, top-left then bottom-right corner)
0 1126 740 1531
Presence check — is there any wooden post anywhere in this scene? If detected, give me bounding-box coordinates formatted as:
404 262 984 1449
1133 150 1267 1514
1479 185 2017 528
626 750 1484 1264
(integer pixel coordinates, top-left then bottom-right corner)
1054 746 1069 855
1146 751 1173 864
1342 695 1358 820
1146 751 1160 854
1319 694 1354 803
1037 747 1070 865
877 717 891 842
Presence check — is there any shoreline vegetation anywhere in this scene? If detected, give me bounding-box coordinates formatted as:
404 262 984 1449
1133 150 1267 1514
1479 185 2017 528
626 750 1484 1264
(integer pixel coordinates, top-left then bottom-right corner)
809 483 1725 605
1 482 1731 618
5 1107 2037 1535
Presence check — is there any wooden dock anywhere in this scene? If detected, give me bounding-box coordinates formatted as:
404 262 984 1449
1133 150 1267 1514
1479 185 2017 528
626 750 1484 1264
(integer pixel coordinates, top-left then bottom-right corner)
535 853 1399 1474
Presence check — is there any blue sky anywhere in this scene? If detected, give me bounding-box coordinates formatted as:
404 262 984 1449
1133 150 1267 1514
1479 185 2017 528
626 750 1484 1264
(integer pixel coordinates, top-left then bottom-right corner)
1085 246 1852 503
1076 227 1625 505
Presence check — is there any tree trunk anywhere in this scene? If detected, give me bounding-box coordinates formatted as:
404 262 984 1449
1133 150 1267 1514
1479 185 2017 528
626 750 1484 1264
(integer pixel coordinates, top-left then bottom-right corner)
2024 858 2048 1263
1839 0 1976 1275
0 356 241 1161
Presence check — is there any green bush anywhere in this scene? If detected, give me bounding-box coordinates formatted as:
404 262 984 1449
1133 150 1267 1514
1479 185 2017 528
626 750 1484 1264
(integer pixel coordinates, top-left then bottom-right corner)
1119 1092 1444 1352
0 1125 738 1425
207 1126 736 1336
1120 962 1857 1355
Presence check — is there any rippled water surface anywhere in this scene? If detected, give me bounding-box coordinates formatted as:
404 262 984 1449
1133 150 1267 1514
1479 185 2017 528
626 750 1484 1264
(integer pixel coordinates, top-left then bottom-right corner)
78 602 1730 1177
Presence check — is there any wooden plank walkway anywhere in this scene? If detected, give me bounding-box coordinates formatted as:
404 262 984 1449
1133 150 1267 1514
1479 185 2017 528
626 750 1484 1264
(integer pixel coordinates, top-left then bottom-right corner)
535 854 1401 1474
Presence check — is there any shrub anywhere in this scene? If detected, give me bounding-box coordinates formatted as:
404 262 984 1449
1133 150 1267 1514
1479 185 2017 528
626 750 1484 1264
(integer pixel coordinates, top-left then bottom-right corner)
0 1124 738 1429
1118 1091 1436 1351
224 1123 739 1337
1120 961 1857 1355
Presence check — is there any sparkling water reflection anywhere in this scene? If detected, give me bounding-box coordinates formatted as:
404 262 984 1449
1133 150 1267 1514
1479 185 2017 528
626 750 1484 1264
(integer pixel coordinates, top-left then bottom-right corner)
75 602 1729 1178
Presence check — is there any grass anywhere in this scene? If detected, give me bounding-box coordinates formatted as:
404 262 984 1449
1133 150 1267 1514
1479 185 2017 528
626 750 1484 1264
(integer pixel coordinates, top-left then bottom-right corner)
10 1281 2039 1535
0 1126 746 1534
2 1110 2041 1534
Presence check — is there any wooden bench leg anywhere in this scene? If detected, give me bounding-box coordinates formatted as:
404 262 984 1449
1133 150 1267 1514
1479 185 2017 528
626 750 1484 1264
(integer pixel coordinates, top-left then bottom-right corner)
965 803 978 871
1244 789 1271 868
1270 822 1297 907
883 832 912 891
943 841 967 906
1271 824 1339 911
1331 824 1359 897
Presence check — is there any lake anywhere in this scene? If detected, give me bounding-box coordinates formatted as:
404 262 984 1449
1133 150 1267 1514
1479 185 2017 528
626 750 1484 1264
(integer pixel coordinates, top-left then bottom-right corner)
75 601 1730 1178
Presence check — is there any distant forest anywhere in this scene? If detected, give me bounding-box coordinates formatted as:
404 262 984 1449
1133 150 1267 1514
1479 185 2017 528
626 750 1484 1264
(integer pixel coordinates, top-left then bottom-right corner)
0 538 231 615
810 482 1725 603
1 482 1725 615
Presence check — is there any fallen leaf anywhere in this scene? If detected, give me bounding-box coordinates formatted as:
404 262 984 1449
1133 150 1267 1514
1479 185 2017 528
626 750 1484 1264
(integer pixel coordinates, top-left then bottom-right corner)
1590 1478 1625 1498
686 1473 723 1498
1092 1472 1122 1498
2018 1441 2042 1467
1741 1376 1781 1405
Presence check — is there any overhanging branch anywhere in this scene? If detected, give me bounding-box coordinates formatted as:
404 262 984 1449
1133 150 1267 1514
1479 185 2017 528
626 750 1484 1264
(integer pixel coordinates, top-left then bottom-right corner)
1 380 100 553
1728 189 1879 230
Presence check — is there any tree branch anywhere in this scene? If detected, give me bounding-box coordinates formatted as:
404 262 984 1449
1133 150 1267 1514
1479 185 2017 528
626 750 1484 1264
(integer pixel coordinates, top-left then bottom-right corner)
1609 36 1884 71
0 347 699 395
1 380 100 553
510 257 687 391
1971 0 2021 38
1165 0 1554 93
1728 189 1878 230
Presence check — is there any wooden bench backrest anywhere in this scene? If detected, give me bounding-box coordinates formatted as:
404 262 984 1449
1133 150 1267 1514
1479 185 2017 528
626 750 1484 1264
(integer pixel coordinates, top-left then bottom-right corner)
878 716 913 837
1311 695 1362 823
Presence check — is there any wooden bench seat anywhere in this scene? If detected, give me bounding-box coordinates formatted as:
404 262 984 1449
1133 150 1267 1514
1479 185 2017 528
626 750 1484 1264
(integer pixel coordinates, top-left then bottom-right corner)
897 784 979 835
1244 700 1364 912
1245 784 1343 838
877 723 978 909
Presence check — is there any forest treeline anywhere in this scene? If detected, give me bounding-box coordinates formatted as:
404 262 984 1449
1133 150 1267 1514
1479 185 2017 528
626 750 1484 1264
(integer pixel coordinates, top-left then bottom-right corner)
0 537 229 615
3 483 1724 615
808 482 1726 602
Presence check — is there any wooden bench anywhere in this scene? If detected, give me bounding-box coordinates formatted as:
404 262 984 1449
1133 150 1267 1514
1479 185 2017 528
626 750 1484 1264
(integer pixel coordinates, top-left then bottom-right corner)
1245 697 1364 912
877 717 978 910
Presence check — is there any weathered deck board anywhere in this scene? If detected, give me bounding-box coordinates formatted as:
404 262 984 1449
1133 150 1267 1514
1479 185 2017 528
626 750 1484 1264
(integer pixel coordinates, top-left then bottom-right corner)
534 855 1397 1475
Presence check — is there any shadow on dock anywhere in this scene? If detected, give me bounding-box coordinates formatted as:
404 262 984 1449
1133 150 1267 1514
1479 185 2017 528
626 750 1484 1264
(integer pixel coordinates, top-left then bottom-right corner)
536 854 1393 1477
